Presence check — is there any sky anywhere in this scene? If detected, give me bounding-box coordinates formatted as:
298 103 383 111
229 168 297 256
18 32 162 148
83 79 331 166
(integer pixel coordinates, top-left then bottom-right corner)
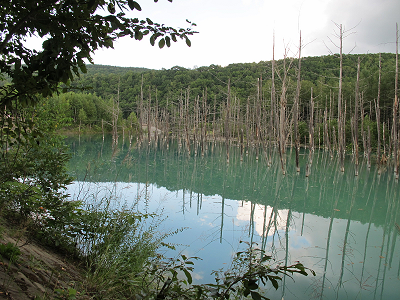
28 0 400 70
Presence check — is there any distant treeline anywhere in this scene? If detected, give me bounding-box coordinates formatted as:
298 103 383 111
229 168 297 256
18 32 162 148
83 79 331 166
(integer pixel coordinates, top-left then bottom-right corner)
68 53 396 122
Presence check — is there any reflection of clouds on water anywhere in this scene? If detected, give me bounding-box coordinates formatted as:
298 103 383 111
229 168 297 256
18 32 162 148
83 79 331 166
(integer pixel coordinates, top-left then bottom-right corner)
67 180 400 298
236 201 289 237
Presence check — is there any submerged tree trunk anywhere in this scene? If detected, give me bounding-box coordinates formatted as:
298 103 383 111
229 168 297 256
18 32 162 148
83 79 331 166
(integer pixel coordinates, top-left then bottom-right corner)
147 86 151 143
353 57 361 176
185 88 191 153
294 32 302 172
338 24 345 172
278 48 290 175
225 78 231 162
139 75 144 140
393 23 399 178
271 32 277 147
376 53 382 169
309 87 315 152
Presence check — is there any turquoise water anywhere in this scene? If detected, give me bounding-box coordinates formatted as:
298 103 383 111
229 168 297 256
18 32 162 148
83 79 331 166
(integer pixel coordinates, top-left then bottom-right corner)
66 135 400 300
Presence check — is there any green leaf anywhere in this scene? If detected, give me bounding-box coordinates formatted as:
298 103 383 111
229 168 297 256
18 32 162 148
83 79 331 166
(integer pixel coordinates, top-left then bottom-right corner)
183 268 192 284
260 255 272 262
107 3 115 14
251 291 262 300
150 34 156 46
77 60 87 73
146 18 154 25
185 37 192 47
68 288 77 297
135 30 143 40
158 38 165 49
248 279 258 290
127 0 141 11
243 288 251 297
165 36 171 47
269 277 279 290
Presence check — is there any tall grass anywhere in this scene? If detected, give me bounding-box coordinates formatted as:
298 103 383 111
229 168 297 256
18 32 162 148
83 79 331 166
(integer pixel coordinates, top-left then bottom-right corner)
68 182 174 299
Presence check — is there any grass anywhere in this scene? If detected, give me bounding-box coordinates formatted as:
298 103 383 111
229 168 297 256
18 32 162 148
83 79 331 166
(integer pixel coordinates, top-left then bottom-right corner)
65 183 174 299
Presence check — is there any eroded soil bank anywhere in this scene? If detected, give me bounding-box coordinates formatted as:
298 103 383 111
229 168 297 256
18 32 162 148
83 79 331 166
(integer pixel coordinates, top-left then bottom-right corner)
0 231 85 300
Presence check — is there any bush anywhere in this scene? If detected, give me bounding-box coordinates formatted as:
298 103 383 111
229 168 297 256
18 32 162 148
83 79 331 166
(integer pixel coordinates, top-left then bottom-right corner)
0 242 21 263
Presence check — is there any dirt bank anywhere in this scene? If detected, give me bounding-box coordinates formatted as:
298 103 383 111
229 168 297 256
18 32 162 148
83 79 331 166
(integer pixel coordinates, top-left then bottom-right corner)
0 231 85 300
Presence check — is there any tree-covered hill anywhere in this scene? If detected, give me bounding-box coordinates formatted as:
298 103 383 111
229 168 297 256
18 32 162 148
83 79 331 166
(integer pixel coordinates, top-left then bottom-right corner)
85 64 152 76
71 53 396 122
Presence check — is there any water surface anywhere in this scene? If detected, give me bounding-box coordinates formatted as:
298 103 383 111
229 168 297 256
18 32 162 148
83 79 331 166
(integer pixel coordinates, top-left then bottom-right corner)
66 135 400 300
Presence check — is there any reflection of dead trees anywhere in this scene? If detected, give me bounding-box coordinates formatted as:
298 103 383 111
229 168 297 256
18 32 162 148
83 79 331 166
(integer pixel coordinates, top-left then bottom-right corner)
395 222 400 233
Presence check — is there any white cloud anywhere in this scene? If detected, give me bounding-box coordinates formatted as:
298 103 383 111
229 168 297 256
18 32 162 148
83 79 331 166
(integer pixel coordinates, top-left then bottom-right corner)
236 201 289 237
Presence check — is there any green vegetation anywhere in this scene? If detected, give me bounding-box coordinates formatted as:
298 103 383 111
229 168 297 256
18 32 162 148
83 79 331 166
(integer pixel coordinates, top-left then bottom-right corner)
69 53 396 122
0 242 21 263
0 1 313 299
0 0 197 108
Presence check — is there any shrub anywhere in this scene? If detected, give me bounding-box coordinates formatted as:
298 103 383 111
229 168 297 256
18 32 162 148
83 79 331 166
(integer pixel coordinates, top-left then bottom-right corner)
0 242 21 263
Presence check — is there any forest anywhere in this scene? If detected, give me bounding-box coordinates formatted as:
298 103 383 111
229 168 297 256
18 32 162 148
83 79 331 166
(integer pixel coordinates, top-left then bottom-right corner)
69 53 396 123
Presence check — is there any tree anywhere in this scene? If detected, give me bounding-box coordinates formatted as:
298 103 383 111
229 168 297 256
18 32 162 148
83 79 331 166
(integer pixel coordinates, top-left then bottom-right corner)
0 0 197 108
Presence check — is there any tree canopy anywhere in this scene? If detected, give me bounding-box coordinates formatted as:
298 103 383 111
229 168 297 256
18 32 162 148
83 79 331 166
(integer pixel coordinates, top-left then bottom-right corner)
0 0 197 107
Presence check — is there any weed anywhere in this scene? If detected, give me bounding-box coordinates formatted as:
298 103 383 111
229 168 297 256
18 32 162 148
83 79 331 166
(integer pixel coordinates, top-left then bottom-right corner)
54 287 78 300
0 242 21 263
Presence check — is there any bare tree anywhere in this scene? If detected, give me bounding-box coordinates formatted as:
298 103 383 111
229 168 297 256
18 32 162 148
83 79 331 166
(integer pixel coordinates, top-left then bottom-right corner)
376 53 382 168
353 56 361 176
393 23 399 178
337 24 345 172
326 22 357 172
294 32 302 172
225 78 231 162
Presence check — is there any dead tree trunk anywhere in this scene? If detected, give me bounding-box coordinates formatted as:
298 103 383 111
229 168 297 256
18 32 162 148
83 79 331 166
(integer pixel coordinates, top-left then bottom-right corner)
185 88 191 153
225 78 231 162
201 88 207 156
155 88 159 142
278 53 289 174
376 53 382 168
337 23 345 172
271 33 277 146
309 87 315 152
393 23 399 178
147 86 151 143
139 75 144 140
294 32 302 172
353 57 361 175
324 104 332 155
212 95 216 142
246 96 250 149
